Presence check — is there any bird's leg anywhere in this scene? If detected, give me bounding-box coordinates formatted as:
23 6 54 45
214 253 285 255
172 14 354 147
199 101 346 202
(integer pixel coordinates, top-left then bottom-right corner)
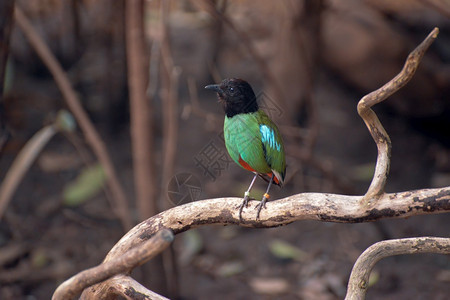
239 173 258 221
256 173 275 220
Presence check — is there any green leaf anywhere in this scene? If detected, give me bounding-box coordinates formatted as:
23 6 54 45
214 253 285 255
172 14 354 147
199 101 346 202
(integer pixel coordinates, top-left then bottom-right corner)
368 270 380 287
268 239 307 262
31 249 49 268
63 163 106 206
3 58 14 94
216 261 245 277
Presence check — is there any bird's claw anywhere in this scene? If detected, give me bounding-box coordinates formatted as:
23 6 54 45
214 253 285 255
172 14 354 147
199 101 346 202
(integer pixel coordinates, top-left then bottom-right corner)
239 193 269 221
255 195 269 220
238 194 253 221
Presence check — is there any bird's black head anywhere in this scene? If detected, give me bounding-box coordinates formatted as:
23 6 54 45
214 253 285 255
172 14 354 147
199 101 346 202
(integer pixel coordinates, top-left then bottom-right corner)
205 78 258 118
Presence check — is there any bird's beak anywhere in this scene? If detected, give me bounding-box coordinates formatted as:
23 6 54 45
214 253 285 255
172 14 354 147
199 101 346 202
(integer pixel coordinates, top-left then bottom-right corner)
205 84 221 93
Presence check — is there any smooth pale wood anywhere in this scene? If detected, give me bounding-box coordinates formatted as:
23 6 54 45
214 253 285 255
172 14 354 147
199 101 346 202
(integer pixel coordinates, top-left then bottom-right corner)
345 237 450 300
358 27 439 200
52 229 173 300
104 188 450 262
97 275 169 300
75 189 449 299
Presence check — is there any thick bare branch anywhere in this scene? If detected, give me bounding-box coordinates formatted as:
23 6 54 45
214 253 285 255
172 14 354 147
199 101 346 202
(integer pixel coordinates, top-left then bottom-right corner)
358 28 439 200
88 274 169 300
14 6 133 230
52 229 174 300
102 187 449 262
345 237 450 300
0 0 14 156
73 188 449 297
56 27 446 299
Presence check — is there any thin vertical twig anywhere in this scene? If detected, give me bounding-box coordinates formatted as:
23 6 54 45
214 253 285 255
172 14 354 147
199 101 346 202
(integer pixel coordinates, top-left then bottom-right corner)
159 2 181 298
0 0 14 156
125 0 157 219
209 0 227 69
126 1 170 295
418 0 450 18
159 0 180 211
14 6 133 230
293 0 324 156
191 0 287 108
187 76 222 128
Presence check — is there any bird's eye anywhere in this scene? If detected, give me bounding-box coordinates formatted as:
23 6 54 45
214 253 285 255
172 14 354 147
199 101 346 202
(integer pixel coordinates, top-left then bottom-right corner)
229 87 234 92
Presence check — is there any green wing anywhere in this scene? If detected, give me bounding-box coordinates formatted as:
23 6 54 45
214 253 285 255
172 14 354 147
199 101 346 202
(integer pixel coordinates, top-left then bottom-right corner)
224 113 270 173
256 111 286 182
224 111 286 183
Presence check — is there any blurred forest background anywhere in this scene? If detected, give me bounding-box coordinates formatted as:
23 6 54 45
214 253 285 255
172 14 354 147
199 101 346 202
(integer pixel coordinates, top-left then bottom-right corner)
0 0 449 299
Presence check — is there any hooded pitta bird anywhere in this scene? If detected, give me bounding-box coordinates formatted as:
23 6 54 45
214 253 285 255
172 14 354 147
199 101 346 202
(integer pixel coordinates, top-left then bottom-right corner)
205 78 286 220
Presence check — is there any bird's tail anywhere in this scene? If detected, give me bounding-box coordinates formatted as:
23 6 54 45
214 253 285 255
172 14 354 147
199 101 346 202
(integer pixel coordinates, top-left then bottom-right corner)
258 170 284 187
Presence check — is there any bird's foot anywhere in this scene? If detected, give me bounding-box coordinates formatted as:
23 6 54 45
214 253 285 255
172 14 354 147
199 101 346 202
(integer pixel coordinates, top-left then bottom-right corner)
238 192 253 221
255 193 270 220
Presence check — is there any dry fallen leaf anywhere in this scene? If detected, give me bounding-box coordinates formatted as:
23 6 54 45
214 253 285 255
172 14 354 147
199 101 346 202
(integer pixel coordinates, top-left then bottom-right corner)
249 277 290 295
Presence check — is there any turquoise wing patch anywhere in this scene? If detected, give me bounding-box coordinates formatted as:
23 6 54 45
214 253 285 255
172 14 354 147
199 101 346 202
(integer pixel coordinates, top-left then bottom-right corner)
260 124 282 152
256 111 286 183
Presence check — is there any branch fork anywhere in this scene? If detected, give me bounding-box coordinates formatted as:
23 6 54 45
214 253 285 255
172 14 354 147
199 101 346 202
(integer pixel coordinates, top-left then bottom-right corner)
358 27 439 204
49 27 448 300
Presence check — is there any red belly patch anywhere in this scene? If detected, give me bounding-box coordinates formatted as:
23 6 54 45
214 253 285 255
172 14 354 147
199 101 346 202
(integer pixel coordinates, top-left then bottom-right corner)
239 156 280 185
238 156 256 172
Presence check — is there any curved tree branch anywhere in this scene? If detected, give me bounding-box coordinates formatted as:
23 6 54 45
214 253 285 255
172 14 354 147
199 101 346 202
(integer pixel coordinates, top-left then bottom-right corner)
0 111 75 218
53 27 446 299
95 274 169 300
345 237 450 300
104 188 450 262
358 28 439 201
52 229 174 300
60 188 450 299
